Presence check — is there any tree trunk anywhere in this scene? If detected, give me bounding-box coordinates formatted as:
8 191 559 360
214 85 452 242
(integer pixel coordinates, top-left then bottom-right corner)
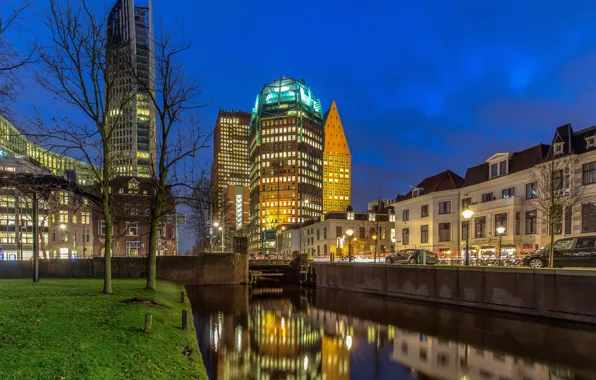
548 219 555 269
146 203 161 290
103 199 113 294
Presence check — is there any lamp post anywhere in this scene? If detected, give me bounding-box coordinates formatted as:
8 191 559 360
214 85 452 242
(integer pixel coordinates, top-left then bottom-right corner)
218 226 224 253
277 226 286 259
372 234 377 263
391 236 397 253
496 226 505 266
346 229 354 262
462 209 473 266
212 222 219 253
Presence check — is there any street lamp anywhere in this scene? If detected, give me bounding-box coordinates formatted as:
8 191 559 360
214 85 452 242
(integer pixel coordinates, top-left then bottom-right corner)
372 234 377 263
211 222 220 253
218 226 224 253
346 229 354 262
391 236 397 253
277 226 286 259
462 208 473 266
496 226 505 266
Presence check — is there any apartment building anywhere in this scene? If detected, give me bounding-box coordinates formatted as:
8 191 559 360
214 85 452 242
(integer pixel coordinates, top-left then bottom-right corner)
391 123 596 258
280 207 396 257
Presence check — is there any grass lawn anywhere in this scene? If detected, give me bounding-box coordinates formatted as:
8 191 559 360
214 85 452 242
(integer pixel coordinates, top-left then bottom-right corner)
0 278 207 380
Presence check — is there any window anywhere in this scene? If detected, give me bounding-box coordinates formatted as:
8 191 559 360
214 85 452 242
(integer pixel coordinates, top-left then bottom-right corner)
576 237 596 250
60 231 68 242
553 238 574 250
553 169 565 191
438 223 451 242
582 203 596 233
347 212 354 220
481 193 494 203
420 348 428 361
502 187 515 198
526 211 537 235
526 182 537 199
475 217 486 238
317 229 320 240
402 228 409 245
59 192 69 205
403 209 409 221
421 225 429 243
515 212 520 235
81 212 90 224
564 207 572 235
499 160 507 176
438 201 451 215
128 179 140 194
369 213 376 221
380 227 386 239
100 221 106 236
412 188 420 198
461 197 472 209
554 142 564 155
586 136 596 148
552 205 563 235
495 213 507 235
461 221 468 239
323 227 327 239
336 226 343 237
59 210 68 223
491 163 498 178
583 162 596 185
421 205 429 217
324 244 327 254
72 214 77 224
389 214 396 222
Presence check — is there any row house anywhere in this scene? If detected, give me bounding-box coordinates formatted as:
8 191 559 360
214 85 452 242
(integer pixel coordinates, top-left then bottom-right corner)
280 207 396 257
392 123 596 258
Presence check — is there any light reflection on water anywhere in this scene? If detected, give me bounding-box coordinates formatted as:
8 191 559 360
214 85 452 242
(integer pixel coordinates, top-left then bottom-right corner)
187 286 596 380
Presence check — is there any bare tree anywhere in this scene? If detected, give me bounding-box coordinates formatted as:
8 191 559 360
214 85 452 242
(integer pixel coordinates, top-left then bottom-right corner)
0 2 36 114
127 29 210 290
529 155 585 268
33 0 135 294
187 170 212 253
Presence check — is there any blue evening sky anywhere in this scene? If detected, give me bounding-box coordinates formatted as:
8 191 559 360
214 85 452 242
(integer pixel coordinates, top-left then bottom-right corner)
7 1 596 248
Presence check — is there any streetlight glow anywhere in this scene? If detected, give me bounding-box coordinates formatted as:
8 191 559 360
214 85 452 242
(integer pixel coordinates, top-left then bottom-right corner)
213 221 219 228
496 226 505 234
346 229 353 237
462 209 473 219
218 226 222 231
59 224 66 230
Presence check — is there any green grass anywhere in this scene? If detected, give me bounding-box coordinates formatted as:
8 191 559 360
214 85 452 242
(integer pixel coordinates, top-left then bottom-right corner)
0 279 207 380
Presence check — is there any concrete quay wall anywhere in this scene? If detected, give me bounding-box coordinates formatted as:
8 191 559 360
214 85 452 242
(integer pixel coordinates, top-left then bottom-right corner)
0 253 249 286
313 263 596 324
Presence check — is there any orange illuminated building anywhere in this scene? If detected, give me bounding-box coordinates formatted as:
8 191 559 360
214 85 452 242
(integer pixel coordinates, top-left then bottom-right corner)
323 101 352 213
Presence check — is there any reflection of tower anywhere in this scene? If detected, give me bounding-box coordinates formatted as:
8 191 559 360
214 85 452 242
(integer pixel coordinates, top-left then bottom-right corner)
322 336 350 380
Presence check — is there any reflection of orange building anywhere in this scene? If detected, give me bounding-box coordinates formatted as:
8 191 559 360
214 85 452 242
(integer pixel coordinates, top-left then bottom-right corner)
322 336 350 380
323 101 352 213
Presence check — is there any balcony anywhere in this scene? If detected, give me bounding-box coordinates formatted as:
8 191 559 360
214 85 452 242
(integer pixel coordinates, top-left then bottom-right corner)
472 195 522 213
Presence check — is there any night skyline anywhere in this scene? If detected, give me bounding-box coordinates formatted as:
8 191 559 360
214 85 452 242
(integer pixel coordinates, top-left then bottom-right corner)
8 0 596 212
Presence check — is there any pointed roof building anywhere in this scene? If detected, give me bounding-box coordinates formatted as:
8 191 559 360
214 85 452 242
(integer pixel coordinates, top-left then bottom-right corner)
323 101 352 214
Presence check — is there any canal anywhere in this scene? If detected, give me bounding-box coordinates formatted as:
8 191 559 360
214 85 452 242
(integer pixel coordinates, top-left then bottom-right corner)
186 285 596 379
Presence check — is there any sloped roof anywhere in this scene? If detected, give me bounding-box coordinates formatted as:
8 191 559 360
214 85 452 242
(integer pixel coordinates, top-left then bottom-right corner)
395 170 463 202
462 144 549 187
323 100 350 155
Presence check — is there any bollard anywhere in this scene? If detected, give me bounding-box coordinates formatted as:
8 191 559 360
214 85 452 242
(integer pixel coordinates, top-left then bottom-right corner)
144 314 152 333
182 310 188 330
180 291 185 303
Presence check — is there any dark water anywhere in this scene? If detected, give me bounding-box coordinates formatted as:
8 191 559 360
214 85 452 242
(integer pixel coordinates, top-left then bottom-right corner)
186 285 596 380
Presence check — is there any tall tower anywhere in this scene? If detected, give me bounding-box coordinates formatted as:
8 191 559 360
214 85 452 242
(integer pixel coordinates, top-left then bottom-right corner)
249 77 324 253
106 0 155 178
322 101 351 213
210 110 251 231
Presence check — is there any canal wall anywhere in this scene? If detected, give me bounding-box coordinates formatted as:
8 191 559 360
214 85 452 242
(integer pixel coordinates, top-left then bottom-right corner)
313 263 596 324
0 253 249 285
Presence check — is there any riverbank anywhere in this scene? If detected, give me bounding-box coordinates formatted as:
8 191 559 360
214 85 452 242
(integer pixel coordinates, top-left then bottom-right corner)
0 279 207 379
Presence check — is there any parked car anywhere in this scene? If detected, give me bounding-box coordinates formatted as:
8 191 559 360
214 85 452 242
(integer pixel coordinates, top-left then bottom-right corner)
386 249 438 265
522 236 596 268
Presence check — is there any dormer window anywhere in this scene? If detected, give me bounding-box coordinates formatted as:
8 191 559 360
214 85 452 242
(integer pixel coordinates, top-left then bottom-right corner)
586 137 596 149
487 153 512 179
412 188 421 198
554 142 564 156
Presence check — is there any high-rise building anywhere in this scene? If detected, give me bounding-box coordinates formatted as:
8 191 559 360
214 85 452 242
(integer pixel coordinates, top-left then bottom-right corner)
322 101 351 213
248 77 324 252
210 110 251 230
106 0 155 178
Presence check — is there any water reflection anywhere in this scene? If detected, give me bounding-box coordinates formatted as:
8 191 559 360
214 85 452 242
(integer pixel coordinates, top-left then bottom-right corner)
187 286 596 380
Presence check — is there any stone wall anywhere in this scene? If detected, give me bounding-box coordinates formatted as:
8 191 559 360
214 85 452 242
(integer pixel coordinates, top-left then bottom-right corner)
313 263 596 324
0 253 249 286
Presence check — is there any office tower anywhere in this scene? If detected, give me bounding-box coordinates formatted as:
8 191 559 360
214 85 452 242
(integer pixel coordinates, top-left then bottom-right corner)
248 77 324 252
322 101 351 213
210 110 251 229
106 0 155 177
